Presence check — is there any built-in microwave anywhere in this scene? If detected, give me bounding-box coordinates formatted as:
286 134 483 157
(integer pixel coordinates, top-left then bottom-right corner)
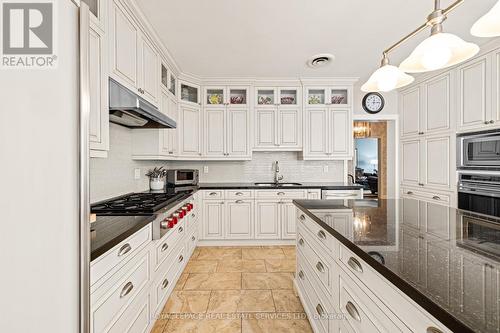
166 169 199 187
458 130 500 170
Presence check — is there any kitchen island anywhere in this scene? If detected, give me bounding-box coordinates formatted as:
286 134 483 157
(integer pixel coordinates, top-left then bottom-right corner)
294 198 500 333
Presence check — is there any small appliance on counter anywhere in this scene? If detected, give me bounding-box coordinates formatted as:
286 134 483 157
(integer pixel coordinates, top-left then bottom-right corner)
166 169 199 187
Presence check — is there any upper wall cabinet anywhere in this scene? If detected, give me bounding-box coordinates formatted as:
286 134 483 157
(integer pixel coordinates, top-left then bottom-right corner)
254 87 302 151
400 72 454 138
109 0 159 106
89 18 109 158
205 86 248 107
306 87 351 106
180 81 200 105
88 0 107 29
161 63 177 97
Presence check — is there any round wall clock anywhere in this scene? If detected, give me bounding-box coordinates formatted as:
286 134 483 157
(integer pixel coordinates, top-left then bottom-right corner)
362 92 385 114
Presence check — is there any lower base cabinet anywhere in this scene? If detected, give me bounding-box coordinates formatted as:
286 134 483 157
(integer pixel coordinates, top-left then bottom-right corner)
255 201 281 239
226 199 254 239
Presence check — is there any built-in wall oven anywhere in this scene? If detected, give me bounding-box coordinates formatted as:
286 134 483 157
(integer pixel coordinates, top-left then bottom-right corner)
457 130 500 170
458 173 500 217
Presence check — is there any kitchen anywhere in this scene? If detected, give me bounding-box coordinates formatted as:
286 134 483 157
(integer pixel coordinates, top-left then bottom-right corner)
2 0 500 333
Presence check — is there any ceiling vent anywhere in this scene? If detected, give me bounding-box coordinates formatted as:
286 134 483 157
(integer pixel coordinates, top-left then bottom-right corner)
307 54 335 68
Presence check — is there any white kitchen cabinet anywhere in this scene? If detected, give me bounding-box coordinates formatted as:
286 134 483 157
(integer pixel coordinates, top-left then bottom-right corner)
180 81 200 105
89 19 109 158
109 0 159 106
423 72 453 134
225 200 254 239
307 189 322 199
205 86 249 107
400 87 421 137
281 202 297 240
179 104 202 157
306 87 351 107
401 134 453 192
137 33 159 105
255 201 281 239
203 105 250 159
493 48 500 127
458 55 491 131
254 86 302 151
303 107 353 159
202 200 224 239
88 0 107 29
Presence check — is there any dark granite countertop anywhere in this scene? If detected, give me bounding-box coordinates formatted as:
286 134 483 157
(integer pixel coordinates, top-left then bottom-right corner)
293 199 500 333
198 182 363 190
90 215 155 261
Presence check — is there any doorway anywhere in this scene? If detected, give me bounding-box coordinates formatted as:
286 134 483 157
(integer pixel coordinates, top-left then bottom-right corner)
352 121 393 199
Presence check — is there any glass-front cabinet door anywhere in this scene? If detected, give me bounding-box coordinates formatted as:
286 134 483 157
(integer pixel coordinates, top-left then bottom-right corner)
161 64 169 91
86 0 106 28
169 73 176 96
256 88 276 106
279 88 298 106
330 88 349 106
205 87 225 106
229 88 248 106
306 88 326 105
180 82 199 104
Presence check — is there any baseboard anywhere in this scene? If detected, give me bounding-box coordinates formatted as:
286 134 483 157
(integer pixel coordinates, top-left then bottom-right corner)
197 239 295 247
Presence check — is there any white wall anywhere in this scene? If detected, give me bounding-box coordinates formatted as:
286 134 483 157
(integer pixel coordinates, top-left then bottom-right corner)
90 124 345 202
0 2 80 332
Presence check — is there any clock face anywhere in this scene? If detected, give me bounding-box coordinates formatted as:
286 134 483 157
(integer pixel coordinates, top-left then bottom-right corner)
362 93 384 114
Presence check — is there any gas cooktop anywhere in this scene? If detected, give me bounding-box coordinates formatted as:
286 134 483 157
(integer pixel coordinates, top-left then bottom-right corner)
91 192 187 215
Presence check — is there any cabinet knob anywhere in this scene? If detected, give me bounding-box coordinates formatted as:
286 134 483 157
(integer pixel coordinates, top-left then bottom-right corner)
298 270 305 280
298 238 304 246
120 281 134 298
432 196 441 200
299 214 306 221
178 227 183 233
118 243 132 257
317 230 327 240
316 303 325 317
161 278 169 289
485 121 490 125
235 192 243 196
192 236 196 241
490 120 495 124
418 183 424 186
277 192 285 196
235 200 244 204
161 243 169 252
316 261 325 273
426 327 443 333
178 255 184 263
406 191 414 195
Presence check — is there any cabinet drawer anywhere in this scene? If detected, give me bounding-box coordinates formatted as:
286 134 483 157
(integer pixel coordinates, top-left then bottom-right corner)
225 190 254 199
151 246 185 315
91 224 151 286
296 261 333 333
297 231 333 295
401 187 451 205
154 221 186 272
255 189 307 199
92 252 150 333
339 269 406 333
297 211 335 255
203 190 224 199
338 244 450 333
107 289 150 333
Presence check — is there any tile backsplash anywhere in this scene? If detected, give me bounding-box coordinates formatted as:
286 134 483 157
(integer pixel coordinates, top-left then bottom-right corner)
90 124 345 202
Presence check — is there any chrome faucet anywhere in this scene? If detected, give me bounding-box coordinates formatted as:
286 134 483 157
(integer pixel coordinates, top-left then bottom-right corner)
274 161 284 184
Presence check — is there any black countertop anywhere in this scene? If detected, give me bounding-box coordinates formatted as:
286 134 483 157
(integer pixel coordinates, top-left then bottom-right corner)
90 215 155 261
198 182 363 190
293 199 500 333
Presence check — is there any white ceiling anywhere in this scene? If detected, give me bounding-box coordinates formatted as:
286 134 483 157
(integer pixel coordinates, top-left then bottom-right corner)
136 0 498 81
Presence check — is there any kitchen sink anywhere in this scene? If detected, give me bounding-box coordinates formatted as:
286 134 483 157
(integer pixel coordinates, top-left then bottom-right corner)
254 182 302 187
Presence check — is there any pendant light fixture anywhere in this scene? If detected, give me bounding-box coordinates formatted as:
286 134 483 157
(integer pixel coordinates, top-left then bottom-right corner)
471 0 500 37
362 0 484 92
361 55 414 92
400 0 479 73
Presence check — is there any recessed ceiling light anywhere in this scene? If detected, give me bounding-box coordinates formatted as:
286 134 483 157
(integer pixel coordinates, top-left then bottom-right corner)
307 53 335 68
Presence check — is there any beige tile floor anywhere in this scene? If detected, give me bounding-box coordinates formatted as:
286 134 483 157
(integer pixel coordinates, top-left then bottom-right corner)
151 246 313 333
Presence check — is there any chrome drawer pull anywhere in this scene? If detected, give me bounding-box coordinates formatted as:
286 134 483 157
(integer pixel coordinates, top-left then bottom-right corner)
346 301 361 322
178 255 184 263
347 257 363 273
161 278 169 289
299 214 306 221
406 191 413 195
161 243 169 252
277 192 285 196
317 230 327 240
118 243 132 257
191 236 196 241
298 238 304 246
235 200 244 204
120 282 134 298
235 192 244 196
316 304 325 317
178 227 183 233
432 196 441 200
426 327 443 333
298 270 305 280
209 192 217 196
316 261 325 273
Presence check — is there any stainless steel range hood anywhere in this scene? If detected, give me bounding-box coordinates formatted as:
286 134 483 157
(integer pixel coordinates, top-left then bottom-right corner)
109 78 176 129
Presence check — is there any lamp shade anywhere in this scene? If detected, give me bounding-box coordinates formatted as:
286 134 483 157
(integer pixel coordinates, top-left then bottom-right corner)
361 64 414 92
399 33 479 73
471 0 500 37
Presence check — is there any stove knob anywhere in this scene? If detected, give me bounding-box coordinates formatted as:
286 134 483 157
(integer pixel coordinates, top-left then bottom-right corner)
160 219 169 229
176 210 185 218
166 217 176 228
173 213 181 222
